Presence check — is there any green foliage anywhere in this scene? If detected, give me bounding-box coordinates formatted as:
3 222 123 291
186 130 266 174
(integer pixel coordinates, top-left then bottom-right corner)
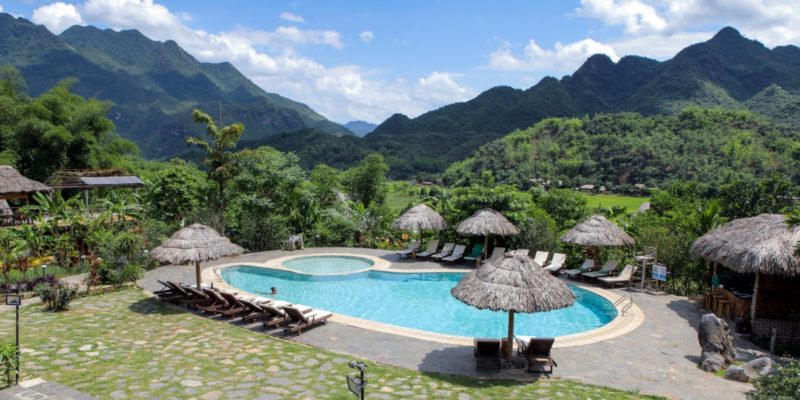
0 343 16 389
309 164 341 208
146 160 209 223
747 361 800 400
35 281 78 312
509 209 558 253
718 175 796 219
533 189 589 230
343 153 389 207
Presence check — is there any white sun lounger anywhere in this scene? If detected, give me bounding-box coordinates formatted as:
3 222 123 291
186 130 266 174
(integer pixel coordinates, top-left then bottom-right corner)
396 241 420 258
481 247 505 264
431 243 455 259
582 260 620 279
544 253 566 273
416 240 439 258
562 259 595 278
533 251 548 267
442 245 466 262
598 264 637 288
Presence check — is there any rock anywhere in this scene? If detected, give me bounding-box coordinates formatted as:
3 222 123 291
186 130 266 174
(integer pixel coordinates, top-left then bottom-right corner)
742 357 773 378
724 366 749 382
698 313 735 372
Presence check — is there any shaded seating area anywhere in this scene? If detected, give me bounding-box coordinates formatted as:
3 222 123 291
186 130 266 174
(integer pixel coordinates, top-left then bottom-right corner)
517 337 557 374
473 338 502 371
0 165 53 226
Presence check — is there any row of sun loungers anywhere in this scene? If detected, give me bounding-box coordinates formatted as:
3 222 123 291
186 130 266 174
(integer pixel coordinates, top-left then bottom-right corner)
474 336 557 374
154 280 332 335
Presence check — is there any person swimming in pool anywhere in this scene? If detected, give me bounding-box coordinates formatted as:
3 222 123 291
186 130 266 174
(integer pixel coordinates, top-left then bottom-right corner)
270 287 278 295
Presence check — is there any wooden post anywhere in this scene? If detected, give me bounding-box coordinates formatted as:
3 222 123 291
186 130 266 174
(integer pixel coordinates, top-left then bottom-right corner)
751 272 759 321
196 261 202 289
506 310 515 359
484 235 489 258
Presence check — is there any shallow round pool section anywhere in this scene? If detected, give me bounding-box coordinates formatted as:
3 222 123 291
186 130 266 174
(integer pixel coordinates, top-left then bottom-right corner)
281 255 374 275
221 266 618 338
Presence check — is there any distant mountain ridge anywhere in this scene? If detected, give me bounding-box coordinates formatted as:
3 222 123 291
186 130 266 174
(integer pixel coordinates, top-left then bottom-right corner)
361 26 800 176
343 120 377 136
0 13 349 158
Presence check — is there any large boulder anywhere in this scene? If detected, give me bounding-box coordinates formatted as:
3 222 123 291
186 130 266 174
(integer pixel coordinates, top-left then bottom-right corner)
724 366 749 382
723 357 774 382
698 313 735 372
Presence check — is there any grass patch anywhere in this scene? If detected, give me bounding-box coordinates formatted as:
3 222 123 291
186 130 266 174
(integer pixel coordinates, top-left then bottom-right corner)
0 289 661 399
584 194 649 213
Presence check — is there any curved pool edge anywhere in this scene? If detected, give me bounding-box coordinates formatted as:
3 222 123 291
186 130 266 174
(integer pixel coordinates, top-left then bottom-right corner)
206 257 644 348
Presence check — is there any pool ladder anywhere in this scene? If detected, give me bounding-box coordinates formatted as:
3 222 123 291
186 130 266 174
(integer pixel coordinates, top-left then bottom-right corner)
614 296 634 315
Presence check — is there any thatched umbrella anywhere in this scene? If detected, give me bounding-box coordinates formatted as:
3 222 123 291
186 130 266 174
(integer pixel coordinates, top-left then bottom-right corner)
452 252 576 359
561 215 634 260
0 165 52 201
690 214 800 277
392 203 447 245
456 208 520 258
151 224 244 289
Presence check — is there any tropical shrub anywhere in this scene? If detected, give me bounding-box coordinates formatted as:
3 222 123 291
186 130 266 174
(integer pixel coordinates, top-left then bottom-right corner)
0 343 17 388
35 282 78 312
747 361 800 400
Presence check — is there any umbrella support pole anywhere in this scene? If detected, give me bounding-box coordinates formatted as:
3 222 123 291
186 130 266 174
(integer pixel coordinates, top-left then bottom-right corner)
506 310 515 360
484 235 489 259
196 261 202 289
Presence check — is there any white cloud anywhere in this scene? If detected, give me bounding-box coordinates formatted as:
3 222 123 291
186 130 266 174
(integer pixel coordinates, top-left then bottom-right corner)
0 5 4 13
488 38 618 72
577 0 667 34
29 0 473 123
359 30 374 43
31 2 84 34
279 12 304 23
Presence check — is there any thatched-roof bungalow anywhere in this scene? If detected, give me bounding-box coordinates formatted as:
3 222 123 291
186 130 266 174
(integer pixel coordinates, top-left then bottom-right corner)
0 165 52 201
690 214 800 344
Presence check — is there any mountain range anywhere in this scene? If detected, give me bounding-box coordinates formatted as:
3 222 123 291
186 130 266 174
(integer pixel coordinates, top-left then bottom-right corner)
343 121 377 136
0 13 350 158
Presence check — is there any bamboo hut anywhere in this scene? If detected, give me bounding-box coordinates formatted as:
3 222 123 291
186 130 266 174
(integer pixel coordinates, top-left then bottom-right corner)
561 215 634 261
151 224 244 289
0 165 52 201
451 252 576 359
690 214 800 344
392 204 447 244
457 208 520 258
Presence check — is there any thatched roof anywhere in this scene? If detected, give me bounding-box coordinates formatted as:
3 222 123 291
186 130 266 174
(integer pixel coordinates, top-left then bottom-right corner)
690 214 800 277
392 203 446 231
451 252 576 313
151 224 244 265
561 215 635 247
456 208 520 236
0 166 52 197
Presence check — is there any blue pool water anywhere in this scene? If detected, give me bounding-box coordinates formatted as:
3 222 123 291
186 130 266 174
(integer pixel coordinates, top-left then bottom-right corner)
221 266 618 338
282 255 374 275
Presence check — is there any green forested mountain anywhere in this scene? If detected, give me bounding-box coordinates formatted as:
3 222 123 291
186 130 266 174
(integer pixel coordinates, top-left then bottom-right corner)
444 108 800 190
0 14 349 158
365 27 800 175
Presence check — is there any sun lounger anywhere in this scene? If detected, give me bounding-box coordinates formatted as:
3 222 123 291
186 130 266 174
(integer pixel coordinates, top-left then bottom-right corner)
523 338 557 374
562 259 595 279
283 306 332 335
582 260 620 279
462 243 484 266
474 338 501 371
514 335 536 356
416 240 439 258
544 253 566 273
442 245 466 263
197 288 234 314
182 286 213 307
396 241 420 258
598 264 636 288
218 292 248 318
481 247 505 264
430 243 455 259
533 251 548 267
239 299 275 323
154 280 174 298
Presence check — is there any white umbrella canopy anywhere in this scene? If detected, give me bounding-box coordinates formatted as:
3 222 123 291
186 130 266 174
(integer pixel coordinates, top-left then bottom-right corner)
451 252 576 359
151 224 244 288
456 208 520 257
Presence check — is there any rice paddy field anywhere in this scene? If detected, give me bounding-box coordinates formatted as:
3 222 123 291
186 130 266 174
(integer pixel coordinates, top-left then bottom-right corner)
583 194 649 213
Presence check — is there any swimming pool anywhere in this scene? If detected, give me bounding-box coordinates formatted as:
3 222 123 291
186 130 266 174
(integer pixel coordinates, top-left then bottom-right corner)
221 266 618 338
281 255 374 275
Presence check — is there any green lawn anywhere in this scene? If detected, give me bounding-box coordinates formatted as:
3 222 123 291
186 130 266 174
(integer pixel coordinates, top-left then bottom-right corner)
583 194 649 213
0 289 659 399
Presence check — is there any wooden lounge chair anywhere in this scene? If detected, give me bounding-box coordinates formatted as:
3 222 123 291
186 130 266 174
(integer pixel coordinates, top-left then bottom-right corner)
196 288 232 314
430 243 455 260
154 280 174 298
544 253 566 273
218 292 248 318
582 260 620 279
481 247 505 265
474 338 501 371
416 240 439 258
462 243 484 266
283 306 332 335
533 251 548 267
182 286 213 307
523 338 557 374
598 264 637 288
562 259 595 279
396 241 420 258
442 245 466 263
239 299 273 323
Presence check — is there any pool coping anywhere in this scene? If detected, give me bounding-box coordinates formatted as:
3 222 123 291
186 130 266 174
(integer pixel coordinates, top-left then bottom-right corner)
207 253 644 348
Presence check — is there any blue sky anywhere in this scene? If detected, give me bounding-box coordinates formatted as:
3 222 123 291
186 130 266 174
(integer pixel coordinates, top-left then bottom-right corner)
2 1 800 123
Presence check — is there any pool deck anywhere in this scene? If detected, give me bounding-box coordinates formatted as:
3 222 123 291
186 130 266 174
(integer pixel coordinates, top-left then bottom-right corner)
139 247 767 400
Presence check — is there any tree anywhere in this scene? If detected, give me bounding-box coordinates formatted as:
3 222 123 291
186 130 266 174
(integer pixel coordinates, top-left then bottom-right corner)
146 160 209 224
533 189 589 230
310 164 341 207
186 108 245 230
343 153 389 207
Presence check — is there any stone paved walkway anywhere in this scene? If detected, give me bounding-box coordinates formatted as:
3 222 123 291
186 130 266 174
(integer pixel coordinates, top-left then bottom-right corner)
0 379 95 400
140 248 768 400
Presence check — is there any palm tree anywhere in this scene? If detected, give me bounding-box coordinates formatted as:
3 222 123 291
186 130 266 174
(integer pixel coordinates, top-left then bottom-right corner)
186 108 245 231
